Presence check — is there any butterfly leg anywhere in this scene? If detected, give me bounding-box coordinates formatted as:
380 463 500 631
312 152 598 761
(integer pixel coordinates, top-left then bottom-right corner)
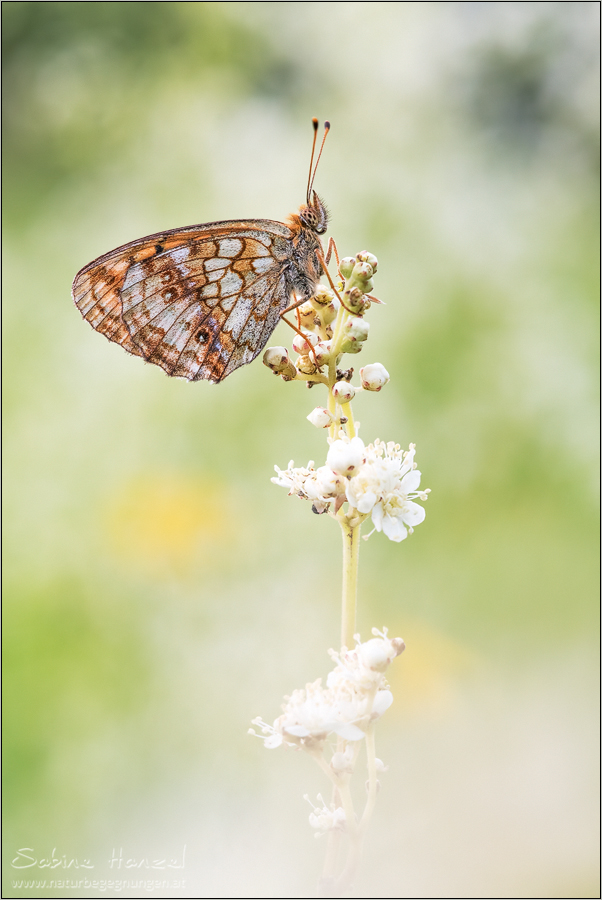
324 237 340 268
280 296 320 365
316 247 354 315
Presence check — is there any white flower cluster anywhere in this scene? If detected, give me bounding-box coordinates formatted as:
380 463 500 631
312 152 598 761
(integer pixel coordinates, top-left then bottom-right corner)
305 794 346 837
249 628 404 750
272 437 430 540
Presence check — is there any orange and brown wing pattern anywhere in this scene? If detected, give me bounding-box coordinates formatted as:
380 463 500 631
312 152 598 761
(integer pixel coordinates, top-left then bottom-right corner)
72 220 295 383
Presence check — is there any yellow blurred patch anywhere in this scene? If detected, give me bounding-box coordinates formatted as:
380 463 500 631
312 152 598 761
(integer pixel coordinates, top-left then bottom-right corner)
103 474 233 574
386 621 480 718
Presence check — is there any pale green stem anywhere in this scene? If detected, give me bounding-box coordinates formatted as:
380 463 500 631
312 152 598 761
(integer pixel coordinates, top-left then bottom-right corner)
328 297 351 440
340 518 360 650
321 807 342 886
360 724 378 834
340 401 355 438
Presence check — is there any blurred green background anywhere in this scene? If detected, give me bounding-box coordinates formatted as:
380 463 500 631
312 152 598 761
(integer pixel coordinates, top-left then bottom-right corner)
3 2 599 897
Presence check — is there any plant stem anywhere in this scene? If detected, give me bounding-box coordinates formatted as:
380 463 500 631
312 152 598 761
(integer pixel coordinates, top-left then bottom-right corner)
340 518 361 649
360 724 378 834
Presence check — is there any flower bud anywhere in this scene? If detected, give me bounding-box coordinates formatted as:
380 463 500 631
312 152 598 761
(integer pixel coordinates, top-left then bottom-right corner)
332 381 356 403
326 437 365 477
297 302 319 330
317 302 337 326
360 363 390 391
353 261 373 280
292 331 317 355
306 407 334 429
345 317 370 342
311 284 336 308
339 257 356 279
330 751 354 773
279 361 298 381
296 355 318 375
345 288 370 315
391 638 405 657
315 466 345 497
358 638 398 671
263 346 294 374
340 336 363 354
313 341 332 366
356 251 378 272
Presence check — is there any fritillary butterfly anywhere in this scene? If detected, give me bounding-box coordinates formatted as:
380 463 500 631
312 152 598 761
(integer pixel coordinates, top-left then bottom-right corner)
72 120 334 383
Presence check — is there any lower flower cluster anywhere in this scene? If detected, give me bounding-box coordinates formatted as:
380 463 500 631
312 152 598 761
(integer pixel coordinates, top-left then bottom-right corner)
272 437 430 541
249 628 405 752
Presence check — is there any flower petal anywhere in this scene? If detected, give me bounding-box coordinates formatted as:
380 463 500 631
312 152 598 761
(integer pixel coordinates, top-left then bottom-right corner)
372 689 394 716
401 500 426 526
382 515 408 542
371 502 384 531
400 469 421 493
284 724 311 737
333 722 365 741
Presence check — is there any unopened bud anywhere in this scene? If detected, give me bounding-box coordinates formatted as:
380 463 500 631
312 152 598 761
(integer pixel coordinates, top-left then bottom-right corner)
391 638 405 657
339 257 356 279
356 251 378 272
296 355 318 375
332 381 356 403
307 407 334 428
297 302 319 330
313 341 332 366
345 317 370 341
326 436 365 477
345 288 370 315
354 261 373 280
292 332 318 355
360 363 390 391
279 361 298 381
311 285 336 308
263 346 290 372
340 336 363 354
331 751 353 773
317 302 337 326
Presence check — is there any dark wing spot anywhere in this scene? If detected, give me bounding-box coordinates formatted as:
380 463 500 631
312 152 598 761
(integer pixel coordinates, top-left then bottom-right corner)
154 243 164 255
195 327 210 344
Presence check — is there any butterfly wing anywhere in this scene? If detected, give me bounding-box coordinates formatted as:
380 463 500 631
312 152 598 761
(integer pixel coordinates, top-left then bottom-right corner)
72 220 300 383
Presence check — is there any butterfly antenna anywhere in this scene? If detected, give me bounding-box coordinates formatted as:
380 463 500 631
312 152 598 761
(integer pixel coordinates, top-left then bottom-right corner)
308 121 330 199
306 118 320 205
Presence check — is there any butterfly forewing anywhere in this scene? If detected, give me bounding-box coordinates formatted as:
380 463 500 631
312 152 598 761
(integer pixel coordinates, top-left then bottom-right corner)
72 219 306 383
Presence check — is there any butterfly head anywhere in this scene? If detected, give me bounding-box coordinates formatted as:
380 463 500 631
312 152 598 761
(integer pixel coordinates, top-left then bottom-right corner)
298 191 329 235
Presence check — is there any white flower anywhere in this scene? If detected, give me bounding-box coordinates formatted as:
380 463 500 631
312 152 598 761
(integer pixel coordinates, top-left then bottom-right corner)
307 407 334 429
346 441 429 542
271 460 345 514
326 436 366 478
251 629 404 753
275 678 368 742
305 795 346 836
328 628 404 692
360 363 390 391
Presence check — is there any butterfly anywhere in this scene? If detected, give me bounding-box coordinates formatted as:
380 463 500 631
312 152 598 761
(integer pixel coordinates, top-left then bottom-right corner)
72 120 335 384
